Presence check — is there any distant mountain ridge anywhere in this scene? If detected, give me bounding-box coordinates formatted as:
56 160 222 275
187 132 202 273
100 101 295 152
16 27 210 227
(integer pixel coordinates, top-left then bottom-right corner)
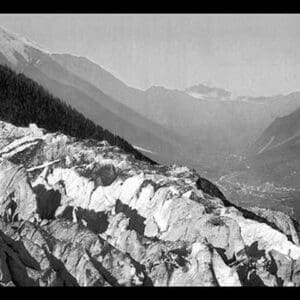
52 49 300 154
184 83 232 100
251 106 300 156
1 25 300 177
0 26 186 165
240 106 300 188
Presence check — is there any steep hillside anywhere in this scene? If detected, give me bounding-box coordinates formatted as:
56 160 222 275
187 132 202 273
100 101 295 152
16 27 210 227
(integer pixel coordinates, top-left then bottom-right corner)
250 107 300 156
52 53 143 105
0 64 154 165
239 106 300 189
52 53 264 153
0 26 183 164
1 120 300 286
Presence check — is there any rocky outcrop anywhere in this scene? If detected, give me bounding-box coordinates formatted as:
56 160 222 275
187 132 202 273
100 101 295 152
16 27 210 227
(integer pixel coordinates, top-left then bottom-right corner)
0 120 300 286
0 159 37 222
247 207 300 246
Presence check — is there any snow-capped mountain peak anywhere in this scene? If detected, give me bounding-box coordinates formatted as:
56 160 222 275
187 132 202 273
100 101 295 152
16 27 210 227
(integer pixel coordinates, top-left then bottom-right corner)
184 83 233 101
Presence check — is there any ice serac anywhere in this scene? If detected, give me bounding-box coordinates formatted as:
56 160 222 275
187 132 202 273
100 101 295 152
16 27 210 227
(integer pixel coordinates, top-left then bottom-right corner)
0 120 300 286
0 159 37 221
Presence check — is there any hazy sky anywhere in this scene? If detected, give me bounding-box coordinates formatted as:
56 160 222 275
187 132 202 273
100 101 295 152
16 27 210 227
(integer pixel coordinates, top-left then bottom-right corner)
0 14 300 96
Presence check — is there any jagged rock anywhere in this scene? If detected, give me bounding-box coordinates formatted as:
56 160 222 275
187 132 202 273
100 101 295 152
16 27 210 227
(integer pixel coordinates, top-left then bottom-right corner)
212 249 241 286
0 219 144 286
0 235 17 286
0 159 37 221
269 249 293 285
189 215 245 261
219 207 300 260
292 258 300 286
1 120 300 286
144 217 159 237
248 207 299 245
168 242 217 286
91 163 118 187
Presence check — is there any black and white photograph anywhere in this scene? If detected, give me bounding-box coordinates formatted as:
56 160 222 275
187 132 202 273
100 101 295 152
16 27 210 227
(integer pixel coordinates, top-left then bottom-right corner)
0 13 300 287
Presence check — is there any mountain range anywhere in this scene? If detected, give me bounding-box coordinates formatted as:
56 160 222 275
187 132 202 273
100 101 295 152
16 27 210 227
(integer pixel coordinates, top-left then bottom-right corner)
0 26 186 165
243 106 300 188
0 25 300 184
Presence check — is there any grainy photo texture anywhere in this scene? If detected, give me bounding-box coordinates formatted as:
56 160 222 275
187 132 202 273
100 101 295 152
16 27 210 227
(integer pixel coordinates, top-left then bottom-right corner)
0 14 299 287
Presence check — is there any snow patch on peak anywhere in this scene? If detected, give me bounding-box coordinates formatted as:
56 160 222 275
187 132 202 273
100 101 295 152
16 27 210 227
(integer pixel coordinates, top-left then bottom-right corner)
185 83 232 100
0 25 50 65
0 26 29 65
20 36 51 55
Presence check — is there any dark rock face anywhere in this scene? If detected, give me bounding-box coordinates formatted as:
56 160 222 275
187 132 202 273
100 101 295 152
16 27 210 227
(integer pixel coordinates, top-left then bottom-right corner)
34 184 62 220
92 163 118 187
1 121 300 286
0 219 143 286
196 176 228 205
